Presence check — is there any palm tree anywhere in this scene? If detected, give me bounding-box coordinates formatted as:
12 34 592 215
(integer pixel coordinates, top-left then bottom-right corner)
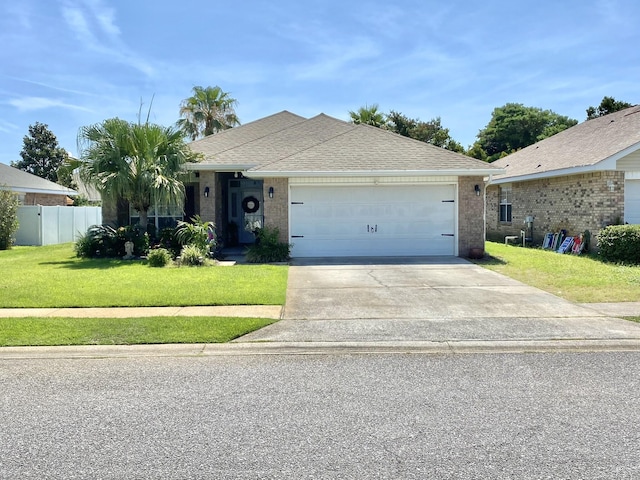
348 104 387 128
78 118 200 228
178 85 240 140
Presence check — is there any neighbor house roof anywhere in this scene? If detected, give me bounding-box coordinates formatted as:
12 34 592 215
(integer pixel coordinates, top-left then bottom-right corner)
489 105 640 184
0 162 77 196
187 111 503 177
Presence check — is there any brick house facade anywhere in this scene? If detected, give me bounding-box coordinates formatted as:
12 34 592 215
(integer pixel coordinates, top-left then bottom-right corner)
486 106 640 249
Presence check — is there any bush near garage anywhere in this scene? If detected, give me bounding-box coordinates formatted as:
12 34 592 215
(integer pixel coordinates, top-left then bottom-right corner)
597 225 640 264
246 227 291 263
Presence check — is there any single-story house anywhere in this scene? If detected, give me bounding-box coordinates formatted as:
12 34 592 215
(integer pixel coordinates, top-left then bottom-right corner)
105 111 503 257
0 162 77 205
486 105 640 247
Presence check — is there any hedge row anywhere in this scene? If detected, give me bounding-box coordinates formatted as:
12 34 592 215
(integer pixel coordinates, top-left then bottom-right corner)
597 225 640 263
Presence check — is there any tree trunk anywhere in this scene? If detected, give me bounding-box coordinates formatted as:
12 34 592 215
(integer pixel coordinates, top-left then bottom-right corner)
138 209 148 231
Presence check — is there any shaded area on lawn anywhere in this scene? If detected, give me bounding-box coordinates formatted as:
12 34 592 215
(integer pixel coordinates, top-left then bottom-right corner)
0 316 277 347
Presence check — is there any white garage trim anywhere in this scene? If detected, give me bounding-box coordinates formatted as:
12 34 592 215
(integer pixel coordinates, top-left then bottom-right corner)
288 182 458 257
625 177 640 225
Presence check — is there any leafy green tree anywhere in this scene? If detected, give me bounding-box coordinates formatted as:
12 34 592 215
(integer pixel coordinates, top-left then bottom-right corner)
586 96 633 120
78 118 201 228
0 187 19 250
471 103 578 162
349 104 387 127
11 122 69 183
386 111 464 153
178 85 240 140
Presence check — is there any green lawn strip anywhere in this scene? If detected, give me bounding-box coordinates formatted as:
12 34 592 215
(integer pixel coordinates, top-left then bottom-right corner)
0 316 277 347
625 317 640 323
0 244 287 308
477 242 640 303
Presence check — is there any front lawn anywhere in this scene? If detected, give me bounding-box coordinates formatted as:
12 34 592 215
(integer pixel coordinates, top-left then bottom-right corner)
0 244 288 308
478 242 640 303
0 316 276 346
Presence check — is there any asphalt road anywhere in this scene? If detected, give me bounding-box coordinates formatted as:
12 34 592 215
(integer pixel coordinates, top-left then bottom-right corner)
2 352 640 479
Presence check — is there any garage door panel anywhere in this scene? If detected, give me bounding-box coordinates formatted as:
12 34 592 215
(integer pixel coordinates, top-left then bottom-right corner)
625 179 640 225
290 184 456 257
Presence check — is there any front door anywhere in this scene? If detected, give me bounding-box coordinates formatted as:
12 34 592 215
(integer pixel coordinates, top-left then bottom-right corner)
228 178 264 244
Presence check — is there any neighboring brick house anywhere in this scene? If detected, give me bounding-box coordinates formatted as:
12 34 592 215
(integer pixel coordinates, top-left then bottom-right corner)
485 105 640 248
0 162 76 206
181 111 502 258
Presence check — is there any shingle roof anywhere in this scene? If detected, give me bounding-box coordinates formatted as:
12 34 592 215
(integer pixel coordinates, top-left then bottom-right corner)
188 111 501 176
491 105 640 181
188 110 306 165
0 162 77 195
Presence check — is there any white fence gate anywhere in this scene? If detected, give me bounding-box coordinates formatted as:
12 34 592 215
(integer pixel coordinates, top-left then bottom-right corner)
15 206 102 246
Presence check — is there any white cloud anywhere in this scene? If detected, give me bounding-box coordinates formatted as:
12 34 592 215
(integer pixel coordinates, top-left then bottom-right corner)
8 96 91 112
60 0 155 77
0 119 19 134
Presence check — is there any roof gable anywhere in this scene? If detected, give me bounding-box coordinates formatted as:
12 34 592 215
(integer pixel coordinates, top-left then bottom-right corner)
188 110 307 161
0 162 76 195
188 111 502 176
251 121 498 174
491 105 640 181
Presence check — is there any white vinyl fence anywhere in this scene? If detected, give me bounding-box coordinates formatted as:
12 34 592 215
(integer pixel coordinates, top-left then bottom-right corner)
15 206 102 246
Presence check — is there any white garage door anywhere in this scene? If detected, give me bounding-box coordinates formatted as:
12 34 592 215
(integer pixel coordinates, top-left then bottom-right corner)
625 179 640 224
289 184 456 257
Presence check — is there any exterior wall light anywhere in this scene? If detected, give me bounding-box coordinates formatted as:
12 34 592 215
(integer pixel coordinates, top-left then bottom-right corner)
204 186 210 197
268 187 274 198
474 184 481 196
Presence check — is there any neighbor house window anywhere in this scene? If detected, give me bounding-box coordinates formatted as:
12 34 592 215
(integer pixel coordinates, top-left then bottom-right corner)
499 185 512 223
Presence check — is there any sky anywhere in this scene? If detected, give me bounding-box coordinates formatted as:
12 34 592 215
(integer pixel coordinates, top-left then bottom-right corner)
1 0 639 166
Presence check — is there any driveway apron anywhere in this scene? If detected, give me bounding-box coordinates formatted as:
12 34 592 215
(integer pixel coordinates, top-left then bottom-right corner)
237 257 640 343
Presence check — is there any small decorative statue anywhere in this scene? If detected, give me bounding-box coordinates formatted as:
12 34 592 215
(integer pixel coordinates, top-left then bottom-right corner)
123 241 135 260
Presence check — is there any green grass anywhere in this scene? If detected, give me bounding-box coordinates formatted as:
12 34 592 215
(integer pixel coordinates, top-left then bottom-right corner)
478 242 640 303
0 244 287 307
0 316 276 346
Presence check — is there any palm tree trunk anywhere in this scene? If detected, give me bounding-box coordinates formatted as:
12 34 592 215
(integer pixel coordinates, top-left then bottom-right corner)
138 209 148 230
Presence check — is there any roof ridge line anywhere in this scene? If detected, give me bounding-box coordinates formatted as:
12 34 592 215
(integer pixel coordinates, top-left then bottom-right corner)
250 122 359 170
190 112 307 155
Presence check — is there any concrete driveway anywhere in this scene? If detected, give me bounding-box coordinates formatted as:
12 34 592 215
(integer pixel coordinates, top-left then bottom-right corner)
238 257 640 344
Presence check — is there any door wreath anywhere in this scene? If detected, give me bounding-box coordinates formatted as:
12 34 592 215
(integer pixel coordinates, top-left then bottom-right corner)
242 195 260 213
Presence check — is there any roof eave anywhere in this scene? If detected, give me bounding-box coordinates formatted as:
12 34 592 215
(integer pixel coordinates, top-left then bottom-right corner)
185 163 258 172
0 185 78 195
244 168 505 179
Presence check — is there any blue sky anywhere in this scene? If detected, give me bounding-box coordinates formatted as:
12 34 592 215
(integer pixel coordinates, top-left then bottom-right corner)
1 0 638 165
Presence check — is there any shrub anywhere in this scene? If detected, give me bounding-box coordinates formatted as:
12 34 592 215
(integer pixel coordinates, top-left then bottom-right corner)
158 227 182 258
74 225 119 258
175 215 215 255
147 248 172 267
245 227 291 263
115 225 149 257
0 188 19 250
179 244 207 266
597 225 640 263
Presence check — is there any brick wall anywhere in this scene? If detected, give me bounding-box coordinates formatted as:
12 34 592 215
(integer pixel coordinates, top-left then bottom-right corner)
199 171 217 226
486 171 624 246
262 178 289 243
458 176 486 257
24 193 68 206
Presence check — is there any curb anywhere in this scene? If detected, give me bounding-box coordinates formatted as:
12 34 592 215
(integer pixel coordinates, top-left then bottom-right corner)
2 339 640 359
